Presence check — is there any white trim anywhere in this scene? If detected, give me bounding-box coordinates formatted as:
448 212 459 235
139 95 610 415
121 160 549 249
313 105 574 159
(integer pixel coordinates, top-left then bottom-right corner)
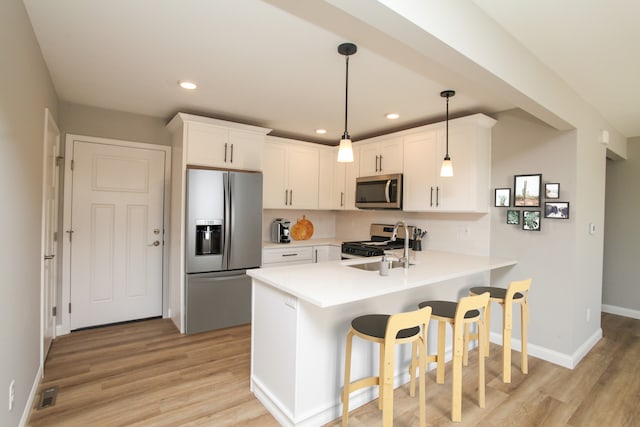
602 304 640 320
20 364 43 427
489 328 603 369
60 134 171 335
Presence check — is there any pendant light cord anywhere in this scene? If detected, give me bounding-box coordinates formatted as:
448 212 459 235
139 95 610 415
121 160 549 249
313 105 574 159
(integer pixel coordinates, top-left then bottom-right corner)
445 94 449 157
343 55 350 139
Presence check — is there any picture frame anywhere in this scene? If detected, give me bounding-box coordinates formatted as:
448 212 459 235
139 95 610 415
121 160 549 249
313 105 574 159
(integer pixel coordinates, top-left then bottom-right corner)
495 188 511 207
522 210 541 231
514 174 542 207
545 183 560 199
507 209 520 225
544 201 570 219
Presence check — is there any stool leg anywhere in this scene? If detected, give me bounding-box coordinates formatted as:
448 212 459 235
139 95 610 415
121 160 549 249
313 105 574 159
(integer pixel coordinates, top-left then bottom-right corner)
436 320 446 384
503 302 512 383
342 330 354 426
521 300 529 374
484 301 492 357
381 340 395 427
378 342 384 410
409 341 418 397
418 336 427 427
451 332 463 422
478 317 486 409
463 323 470 366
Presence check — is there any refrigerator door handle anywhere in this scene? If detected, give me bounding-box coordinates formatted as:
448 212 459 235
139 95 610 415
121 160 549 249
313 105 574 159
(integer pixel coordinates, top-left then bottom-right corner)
223 172 231 269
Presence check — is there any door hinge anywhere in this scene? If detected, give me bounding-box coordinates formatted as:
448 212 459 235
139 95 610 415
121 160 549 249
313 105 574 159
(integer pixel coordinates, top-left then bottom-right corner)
68 303 72 314
70 159 75 170
56 156 64 167
66 230 74 242
53 231 58 242
52 306 57 317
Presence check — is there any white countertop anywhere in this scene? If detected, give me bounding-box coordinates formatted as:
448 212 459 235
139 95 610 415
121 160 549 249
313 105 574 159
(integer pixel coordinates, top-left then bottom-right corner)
248 250 517 308
262 238 342 249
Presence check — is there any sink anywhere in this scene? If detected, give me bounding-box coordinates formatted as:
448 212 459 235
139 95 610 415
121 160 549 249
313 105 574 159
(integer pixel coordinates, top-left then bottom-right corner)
347 260 410 271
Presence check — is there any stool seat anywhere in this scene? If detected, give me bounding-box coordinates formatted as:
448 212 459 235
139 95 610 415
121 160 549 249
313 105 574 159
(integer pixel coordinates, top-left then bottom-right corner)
469 286 523 301
418 300 479 319
352 314 420 339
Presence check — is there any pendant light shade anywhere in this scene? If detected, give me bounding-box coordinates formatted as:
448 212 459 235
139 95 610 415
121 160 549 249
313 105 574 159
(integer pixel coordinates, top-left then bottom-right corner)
337 43 357 163
440 90 455 177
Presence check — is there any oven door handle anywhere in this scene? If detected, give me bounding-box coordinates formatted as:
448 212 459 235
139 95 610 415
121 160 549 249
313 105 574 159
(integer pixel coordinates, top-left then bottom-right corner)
385 179 391 203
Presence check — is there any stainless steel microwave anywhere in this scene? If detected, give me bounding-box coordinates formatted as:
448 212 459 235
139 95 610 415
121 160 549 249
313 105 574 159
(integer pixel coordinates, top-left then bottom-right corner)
355 173 403 209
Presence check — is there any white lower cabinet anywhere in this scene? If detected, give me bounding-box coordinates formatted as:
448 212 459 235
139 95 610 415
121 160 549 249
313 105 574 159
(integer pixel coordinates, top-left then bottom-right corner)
262 245 340 268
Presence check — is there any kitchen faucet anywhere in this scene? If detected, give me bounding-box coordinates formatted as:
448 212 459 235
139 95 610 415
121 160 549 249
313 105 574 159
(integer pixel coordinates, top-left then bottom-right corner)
391 220 410 269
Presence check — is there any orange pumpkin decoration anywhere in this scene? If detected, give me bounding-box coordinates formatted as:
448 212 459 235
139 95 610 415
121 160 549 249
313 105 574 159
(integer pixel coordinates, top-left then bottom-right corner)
291 215 314 240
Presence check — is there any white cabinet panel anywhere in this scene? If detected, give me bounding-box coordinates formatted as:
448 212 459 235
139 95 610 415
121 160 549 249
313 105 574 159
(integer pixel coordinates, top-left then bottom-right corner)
186 122 263 170
263 138 319 209
359 136 403 177
262 246 314 267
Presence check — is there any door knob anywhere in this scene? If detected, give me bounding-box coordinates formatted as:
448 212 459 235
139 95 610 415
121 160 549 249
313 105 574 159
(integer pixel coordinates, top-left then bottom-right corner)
148 241 160 247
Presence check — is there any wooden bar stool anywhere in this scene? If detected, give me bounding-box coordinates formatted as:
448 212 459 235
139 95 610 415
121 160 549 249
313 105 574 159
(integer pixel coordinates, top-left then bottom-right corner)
469 278 532 383
410 292 490 422
342 305 432 427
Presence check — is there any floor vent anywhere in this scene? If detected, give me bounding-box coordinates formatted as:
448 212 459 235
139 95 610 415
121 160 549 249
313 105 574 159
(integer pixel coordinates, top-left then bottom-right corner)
38 387 57 409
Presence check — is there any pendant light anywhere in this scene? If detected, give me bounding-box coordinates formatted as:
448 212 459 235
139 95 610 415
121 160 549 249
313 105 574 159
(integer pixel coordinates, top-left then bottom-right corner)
337 42 357 163
440 90 455 177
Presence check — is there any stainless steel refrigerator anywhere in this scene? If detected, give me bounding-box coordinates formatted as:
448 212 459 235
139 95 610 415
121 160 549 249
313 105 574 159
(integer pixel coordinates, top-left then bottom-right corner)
185 168 262 334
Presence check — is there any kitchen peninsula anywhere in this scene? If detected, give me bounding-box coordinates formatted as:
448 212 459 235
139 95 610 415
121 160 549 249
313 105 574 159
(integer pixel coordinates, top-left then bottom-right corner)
248 250 516 427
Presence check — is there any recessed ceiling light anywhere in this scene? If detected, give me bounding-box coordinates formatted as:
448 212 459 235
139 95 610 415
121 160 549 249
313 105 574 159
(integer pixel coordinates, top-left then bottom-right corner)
386 113 400 120
315 129 327 134
179 81 197 90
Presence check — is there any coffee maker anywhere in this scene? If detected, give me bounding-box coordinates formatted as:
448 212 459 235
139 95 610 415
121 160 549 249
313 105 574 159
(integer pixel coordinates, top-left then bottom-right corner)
271 218 291 243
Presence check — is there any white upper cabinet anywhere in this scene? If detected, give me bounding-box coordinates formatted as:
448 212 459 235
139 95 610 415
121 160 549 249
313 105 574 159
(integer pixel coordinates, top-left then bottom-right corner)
358 136 403 177
168 113 271 171
263 137 319 209
403 114 496 212
318 146 360 210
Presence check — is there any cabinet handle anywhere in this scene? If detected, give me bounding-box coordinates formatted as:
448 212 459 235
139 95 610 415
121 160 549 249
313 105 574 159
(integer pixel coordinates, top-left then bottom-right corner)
379 155 383 172
430 186 434 207
285 189 288 205
230 143 234 163
281 253 297 257
314 249 318 263
436 186 440 207
224 143 228 162
289 189 293 205
340 191 344 207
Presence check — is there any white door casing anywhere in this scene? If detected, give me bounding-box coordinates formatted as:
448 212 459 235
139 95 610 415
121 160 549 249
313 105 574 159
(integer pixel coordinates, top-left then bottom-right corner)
41 108 60 369
61 135 170 332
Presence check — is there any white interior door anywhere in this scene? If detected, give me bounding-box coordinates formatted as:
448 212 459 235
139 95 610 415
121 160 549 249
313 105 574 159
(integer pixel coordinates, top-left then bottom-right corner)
42 108 60 365
69 140 166 330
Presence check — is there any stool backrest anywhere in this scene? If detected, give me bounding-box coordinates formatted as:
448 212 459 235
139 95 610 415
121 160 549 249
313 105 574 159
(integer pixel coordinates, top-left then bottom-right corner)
453 292 490 356
385 305 432 341
505 278 532 327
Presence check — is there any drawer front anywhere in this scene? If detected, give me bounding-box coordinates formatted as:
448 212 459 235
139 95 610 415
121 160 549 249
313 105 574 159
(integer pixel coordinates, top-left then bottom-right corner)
263 246 313 264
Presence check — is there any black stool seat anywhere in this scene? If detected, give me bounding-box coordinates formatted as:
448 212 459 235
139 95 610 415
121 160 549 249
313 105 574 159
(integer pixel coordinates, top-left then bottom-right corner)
352 314 420 339
470 286 523 300
418 300 479 319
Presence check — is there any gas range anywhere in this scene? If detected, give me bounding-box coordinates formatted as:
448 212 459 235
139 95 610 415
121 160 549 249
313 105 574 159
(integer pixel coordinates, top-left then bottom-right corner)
341 223 416 258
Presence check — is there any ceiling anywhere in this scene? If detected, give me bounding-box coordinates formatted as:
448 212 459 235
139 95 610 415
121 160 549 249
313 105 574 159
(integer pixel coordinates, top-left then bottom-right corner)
22 0 639 145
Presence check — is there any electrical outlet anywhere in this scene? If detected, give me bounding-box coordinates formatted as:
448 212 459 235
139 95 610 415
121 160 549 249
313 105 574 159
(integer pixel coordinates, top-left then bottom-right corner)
9 379 15 411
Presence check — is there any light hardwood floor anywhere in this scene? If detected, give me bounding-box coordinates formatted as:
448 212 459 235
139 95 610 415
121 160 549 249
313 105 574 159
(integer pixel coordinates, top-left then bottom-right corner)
28 313 639 426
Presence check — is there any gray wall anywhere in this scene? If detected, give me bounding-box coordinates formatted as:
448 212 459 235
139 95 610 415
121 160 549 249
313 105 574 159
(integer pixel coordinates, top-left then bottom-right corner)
490 109 583 356
603 137 640 315
59 101 171 147
0 0 59 425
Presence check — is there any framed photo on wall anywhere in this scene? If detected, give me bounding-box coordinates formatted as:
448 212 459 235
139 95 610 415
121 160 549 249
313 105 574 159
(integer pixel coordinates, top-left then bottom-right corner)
507 209 520 225
522 210 541 231
545 202 569 219
514 174 542 207
495 188 511 207
545 183 560 199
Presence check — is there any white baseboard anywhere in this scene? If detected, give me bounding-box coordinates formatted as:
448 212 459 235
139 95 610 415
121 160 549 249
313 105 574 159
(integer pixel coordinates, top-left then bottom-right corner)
489 328 602 370
601 304 640 320
20 364 43 427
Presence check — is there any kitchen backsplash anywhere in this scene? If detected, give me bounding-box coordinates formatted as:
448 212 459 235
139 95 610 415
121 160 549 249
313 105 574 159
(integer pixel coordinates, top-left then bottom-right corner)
262 210 337 242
